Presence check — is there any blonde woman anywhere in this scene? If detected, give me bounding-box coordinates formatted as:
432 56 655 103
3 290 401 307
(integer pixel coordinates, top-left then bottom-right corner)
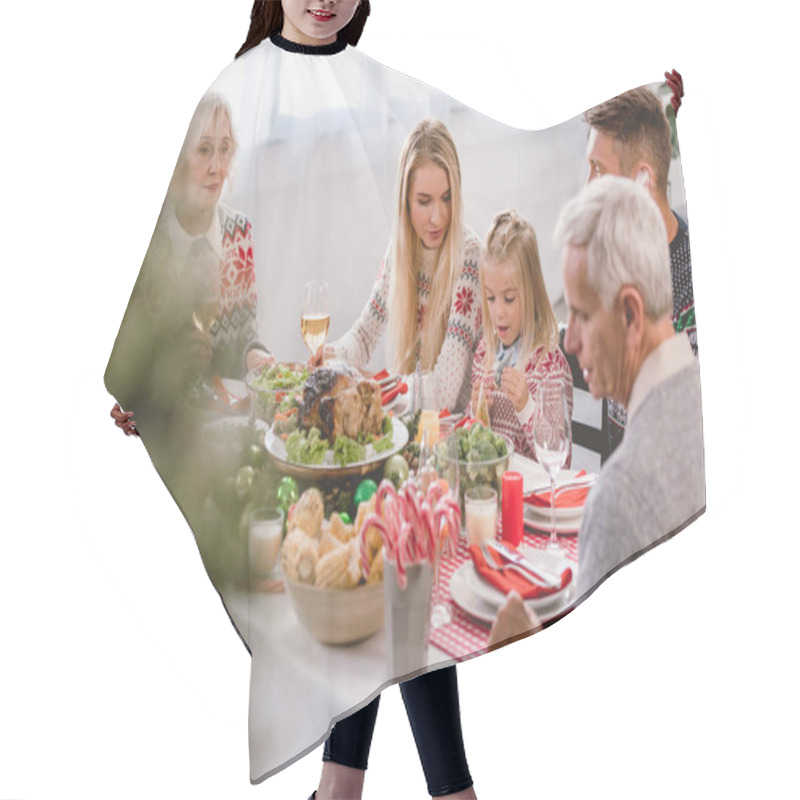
323 118 482 414
471 209 573 461
316 118 477 800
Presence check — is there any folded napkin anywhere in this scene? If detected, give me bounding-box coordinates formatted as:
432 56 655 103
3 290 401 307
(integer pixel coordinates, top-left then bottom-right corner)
469 544 572 600
210 375 248 412
525 470 590 509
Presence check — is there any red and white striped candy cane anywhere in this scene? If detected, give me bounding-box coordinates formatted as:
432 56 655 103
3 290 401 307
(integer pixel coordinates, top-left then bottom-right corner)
419 500 437 561
402 484 427 562
375 479 397 519
434 495 460 558
393 520 419 588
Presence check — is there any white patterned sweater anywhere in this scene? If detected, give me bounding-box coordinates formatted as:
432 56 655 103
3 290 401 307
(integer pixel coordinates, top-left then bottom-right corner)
330 233 483 413
471 337 574 463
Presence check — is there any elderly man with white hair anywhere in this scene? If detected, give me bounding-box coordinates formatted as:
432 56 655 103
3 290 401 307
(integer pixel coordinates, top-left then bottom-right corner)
489 176 705 647
555 175 705 598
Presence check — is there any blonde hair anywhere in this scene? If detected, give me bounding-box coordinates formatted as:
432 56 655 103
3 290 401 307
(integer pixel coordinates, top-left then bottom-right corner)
481 209 558 372
387 119 464 374
168 93 238 200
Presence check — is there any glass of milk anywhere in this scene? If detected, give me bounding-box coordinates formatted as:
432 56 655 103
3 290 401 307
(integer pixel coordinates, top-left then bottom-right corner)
464 486 498 545
248 507 284 579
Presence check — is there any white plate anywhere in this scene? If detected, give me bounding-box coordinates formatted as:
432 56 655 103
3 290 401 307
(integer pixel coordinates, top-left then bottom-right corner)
510 457 594 498
463 549 573 611
523 506 582 535
265 416 409 479
449 556 575 625
525 500 584 523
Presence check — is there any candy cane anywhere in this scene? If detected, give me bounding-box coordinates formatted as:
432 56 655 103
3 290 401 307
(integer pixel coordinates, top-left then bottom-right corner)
393 521 418 588
375 479 397 519
402 484 427 562
419 500 437 562
361 512 398 575
434 495 460 558
358 512 386 577
425 480 446 509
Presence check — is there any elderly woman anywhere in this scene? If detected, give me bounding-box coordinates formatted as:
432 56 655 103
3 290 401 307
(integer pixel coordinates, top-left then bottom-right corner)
108 93 270 435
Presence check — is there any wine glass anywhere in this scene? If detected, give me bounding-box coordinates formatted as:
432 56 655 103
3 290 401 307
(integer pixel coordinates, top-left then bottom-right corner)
533 383 571 556
188 240 220 403
301 280 330 361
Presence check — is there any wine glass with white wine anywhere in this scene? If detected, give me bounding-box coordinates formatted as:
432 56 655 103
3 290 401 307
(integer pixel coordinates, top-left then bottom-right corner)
533 383 571 557
188 242 220 404
301 280 330 362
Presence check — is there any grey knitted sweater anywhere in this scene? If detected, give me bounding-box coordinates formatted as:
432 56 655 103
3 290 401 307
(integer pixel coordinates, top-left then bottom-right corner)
577 360 705 598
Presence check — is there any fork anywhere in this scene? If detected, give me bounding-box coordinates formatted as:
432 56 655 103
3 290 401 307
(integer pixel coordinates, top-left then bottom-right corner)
478 543 549 588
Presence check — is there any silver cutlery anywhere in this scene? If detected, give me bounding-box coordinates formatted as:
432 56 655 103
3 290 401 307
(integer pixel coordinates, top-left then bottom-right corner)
478 543 550 588
486 541 562 588
526 474 597 498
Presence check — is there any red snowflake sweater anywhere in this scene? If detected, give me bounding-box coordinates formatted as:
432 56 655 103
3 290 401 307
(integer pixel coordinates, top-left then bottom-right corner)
330 232 483 412
470 337 574 463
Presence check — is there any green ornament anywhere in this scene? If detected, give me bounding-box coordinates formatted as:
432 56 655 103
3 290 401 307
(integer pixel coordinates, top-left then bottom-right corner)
339 512 352 525
277 476 299 514
354 479 378 507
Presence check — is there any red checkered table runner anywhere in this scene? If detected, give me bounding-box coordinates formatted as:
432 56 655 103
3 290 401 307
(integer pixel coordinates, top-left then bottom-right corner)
429 528 579 659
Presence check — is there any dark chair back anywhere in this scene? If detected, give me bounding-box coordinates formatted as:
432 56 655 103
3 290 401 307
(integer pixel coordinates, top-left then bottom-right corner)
559 325 609 472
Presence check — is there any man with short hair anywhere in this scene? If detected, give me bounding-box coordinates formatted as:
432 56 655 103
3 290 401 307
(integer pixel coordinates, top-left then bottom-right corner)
555 176 705 597
584 87 696 454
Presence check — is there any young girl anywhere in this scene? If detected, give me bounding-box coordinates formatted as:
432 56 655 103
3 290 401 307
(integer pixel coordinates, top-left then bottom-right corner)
471 209 573 462
323 117 482 415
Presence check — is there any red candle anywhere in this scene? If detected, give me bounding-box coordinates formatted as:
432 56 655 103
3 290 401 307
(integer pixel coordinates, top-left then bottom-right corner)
501 471 524 547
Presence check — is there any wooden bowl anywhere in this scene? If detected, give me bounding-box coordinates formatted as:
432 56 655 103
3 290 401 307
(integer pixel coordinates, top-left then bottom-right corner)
284 578 384 645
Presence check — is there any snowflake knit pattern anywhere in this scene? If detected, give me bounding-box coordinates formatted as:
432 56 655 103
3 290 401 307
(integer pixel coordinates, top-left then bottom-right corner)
210 206 258 378
471 338 574 462
331 233 482 412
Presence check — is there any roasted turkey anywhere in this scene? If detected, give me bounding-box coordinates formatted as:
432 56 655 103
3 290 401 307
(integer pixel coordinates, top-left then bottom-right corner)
298 363 383 442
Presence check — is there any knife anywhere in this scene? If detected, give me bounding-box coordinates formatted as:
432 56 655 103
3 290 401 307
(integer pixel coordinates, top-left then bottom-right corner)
524 474 597 500
487 541 562 588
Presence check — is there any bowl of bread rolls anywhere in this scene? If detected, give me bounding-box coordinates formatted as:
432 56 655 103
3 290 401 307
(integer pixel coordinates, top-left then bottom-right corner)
281 488 385 645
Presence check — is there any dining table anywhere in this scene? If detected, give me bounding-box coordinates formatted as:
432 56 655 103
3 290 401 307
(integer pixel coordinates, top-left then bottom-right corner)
210 376 585 781
220 448 582 781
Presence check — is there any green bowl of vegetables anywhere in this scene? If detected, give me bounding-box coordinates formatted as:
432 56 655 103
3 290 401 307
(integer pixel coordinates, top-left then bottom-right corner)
434 423 513 511
246 362 308 424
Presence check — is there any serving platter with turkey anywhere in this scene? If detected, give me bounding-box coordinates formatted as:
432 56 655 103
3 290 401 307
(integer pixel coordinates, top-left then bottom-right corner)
265 362 408 478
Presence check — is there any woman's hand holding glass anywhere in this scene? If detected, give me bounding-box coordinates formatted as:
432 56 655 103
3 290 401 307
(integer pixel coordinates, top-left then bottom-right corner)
310 343 335 368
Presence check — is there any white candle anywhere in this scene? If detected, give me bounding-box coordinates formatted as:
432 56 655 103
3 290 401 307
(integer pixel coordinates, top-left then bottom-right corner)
464 488 498 545
249 508 284 578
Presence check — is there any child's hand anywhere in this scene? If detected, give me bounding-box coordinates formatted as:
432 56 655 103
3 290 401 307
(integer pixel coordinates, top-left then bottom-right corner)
500 367 529 413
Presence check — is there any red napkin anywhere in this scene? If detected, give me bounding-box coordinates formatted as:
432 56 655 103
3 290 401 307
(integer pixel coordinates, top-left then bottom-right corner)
210 375 248 412
525 470 589 509
469 544 572 600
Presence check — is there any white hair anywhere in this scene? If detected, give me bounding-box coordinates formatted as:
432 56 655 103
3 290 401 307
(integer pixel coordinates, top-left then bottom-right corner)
553 176 672 318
